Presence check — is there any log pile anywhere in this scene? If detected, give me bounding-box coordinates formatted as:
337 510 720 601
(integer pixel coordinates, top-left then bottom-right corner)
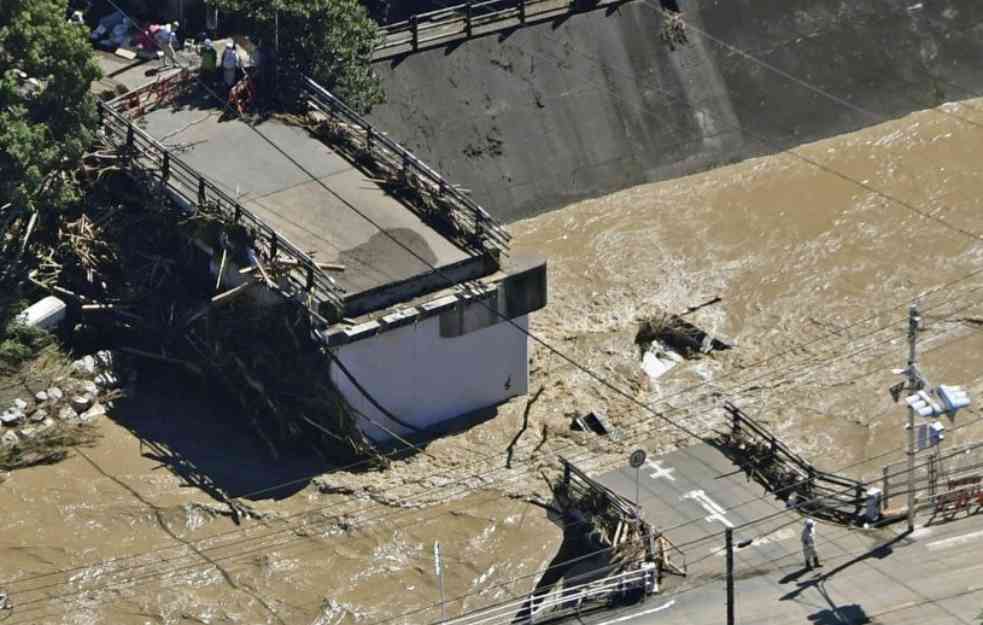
3 170 383 464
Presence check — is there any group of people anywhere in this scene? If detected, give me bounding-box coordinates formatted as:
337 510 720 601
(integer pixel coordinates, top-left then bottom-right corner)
198 38 277 113
199 39 242 89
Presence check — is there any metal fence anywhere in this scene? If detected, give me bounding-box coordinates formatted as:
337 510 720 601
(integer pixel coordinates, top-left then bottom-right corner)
439 566 656 625
721 403 868 525
881 440 983 514
300 76 510 256
375 0 635 60
98 100 347 322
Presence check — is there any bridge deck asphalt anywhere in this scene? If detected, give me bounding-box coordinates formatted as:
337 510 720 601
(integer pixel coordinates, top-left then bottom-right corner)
139 99 477 298
563 443 983 625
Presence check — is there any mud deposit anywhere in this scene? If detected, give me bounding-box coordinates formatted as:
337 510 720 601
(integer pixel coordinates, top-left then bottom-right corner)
4 100 983 625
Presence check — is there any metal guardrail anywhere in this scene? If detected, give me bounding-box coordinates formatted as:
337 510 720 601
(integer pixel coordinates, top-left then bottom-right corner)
98 99 347 320
882 440 983 512
722 403 867 524
301 76 510 256
439 566 655 625
375 0 635 60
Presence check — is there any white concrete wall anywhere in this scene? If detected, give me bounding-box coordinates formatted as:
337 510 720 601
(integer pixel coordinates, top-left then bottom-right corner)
330 313 529 441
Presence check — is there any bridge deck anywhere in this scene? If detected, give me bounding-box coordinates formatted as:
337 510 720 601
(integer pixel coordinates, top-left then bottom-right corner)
597 443 833 573
139 99 481 298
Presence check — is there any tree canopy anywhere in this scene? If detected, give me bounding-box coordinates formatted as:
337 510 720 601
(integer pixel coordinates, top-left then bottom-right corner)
212 0 384 113
0 0 102 215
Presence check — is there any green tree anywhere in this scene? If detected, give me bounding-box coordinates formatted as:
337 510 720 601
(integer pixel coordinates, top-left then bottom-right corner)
212 0 383 112
0 0 102 215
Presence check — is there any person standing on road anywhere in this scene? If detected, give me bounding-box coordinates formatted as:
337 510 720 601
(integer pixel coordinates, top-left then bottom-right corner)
802 518 822 570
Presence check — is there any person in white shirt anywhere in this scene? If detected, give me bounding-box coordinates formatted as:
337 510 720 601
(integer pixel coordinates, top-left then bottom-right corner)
222 42 240 88
801 518 821 570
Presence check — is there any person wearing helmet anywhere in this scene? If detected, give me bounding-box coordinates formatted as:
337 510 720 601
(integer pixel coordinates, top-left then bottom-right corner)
222 41 240 89
200 39 218 82
801 518 821 570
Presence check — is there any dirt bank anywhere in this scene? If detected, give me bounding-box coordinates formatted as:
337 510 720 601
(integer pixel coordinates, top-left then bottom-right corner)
371 0 983 222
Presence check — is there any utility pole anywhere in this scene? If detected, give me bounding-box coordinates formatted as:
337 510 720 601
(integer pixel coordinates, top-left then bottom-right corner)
725 528 735 625
905 304 920 533
434 541 446 623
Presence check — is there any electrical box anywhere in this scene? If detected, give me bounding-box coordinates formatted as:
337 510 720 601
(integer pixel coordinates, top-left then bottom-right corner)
937 385 970 416
865 487 882 523
914 422 944 450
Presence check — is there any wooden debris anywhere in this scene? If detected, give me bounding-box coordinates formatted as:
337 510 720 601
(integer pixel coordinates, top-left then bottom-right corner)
118 347 204 377
215 248 227 291
211 278 258 305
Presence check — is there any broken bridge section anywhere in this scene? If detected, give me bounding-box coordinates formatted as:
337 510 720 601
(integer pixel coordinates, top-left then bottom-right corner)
714 403 870 525
96 67 548 444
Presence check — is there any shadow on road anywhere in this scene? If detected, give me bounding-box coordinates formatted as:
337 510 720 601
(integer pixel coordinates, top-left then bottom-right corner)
779 529 912 602
808 602 871 625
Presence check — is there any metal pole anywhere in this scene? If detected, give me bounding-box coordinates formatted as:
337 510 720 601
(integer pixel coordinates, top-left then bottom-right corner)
439 570 446 622
434 541 446 622
725 528 735 625
906 303 920 533
635 465 640 507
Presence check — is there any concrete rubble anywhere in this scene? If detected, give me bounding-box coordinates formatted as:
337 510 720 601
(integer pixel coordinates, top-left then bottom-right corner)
0 351 128 468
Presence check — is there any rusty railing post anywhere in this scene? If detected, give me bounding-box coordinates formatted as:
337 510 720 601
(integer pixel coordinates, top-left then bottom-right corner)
465 2 473 37
198 177 206 207
270 232 279 261
161 150 170 186
410 15 419 50
519 0 527 24
306 266 315 291
125 124 135 165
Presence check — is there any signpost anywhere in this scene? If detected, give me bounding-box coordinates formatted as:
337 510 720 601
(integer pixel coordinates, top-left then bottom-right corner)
630 449 647 508
434 541 446 622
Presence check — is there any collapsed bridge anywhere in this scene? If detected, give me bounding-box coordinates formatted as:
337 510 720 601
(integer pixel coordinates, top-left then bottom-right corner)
95 66 548 450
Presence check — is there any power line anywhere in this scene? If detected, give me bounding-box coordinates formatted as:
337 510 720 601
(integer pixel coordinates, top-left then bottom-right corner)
21 88 983 616
337 440 977 625
20 6 983 620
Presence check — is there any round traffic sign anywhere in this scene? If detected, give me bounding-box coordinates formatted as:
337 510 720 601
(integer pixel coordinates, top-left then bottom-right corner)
629 449 647 468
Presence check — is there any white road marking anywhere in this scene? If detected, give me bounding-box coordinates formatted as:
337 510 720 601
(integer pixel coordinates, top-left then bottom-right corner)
925 528 983 551
593 600 676 625
682 489 734 528
709 528 796 556
647 460 676 482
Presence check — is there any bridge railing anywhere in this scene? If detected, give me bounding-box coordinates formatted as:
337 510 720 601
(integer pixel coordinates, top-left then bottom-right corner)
436 566 654 625
722 403 867 524
301 75 510 256
98 100 346 320
375 0 632 59
881 440 983 513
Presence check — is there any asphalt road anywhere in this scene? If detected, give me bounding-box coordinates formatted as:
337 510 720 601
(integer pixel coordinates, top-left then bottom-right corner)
562 444 983 625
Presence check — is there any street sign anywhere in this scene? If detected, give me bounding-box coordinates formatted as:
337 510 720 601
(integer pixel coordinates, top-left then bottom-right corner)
629 449 647 469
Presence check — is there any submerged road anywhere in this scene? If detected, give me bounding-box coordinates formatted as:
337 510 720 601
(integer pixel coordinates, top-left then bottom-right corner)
565 445 983 625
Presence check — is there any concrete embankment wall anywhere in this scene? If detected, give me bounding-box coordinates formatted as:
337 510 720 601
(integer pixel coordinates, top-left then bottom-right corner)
370 0 983 223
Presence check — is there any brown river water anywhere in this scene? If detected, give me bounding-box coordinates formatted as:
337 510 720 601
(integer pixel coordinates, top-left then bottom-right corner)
3 99 983 625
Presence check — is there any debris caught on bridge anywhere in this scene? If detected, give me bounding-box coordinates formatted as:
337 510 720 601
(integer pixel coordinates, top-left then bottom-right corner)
714 403 869 525
3 162 384 465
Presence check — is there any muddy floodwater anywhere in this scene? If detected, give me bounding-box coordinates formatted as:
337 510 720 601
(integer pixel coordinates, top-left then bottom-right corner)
4 99 983 625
